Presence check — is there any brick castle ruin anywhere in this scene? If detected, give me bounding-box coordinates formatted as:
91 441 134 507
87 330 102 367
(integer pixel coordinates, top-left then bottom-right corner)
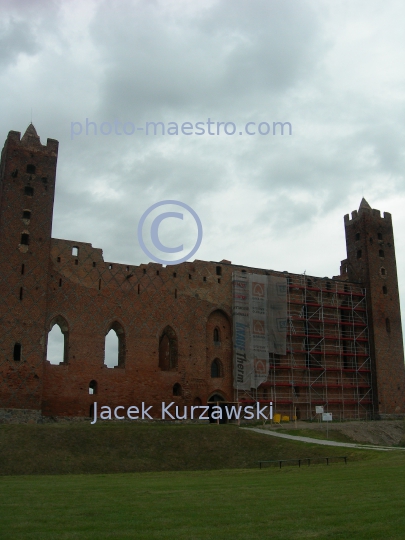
1 125 404 421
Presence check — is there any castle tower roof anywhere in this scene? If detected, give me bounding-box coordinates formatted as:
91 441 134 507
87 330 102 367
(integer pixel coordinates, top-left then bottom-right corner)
359 198 371 211
21 123 41 146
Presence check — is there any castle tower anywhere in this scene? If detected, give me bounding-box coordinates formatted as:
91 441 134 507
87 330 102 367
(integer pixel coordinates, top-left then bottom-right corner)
342 198 405 417
0 125 59 410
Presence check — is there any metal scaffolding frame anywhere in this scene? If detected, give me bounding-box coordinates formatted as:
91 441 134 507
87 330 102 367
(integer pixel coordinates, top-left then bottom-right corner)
234 273 375 420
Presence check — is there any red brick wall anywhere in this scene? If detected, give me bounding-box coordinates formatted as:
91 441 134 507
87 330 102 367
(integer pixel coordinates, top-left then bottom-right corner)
344 205 405 415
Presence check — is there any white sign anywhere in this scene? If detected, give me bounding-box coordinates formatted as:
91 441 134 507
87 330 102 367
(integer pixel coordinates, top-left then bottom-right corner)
322 413 332 421
315 406 324 414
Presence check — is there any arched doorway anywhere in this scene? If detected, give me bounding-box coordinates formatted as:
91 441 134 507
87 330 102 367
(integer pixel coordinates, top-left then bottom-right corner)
207 393 227 424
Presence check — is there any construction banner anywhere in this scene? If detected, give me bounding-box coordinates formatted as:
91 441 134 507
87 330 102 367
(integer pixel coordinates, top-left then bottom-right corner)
232 272 287 390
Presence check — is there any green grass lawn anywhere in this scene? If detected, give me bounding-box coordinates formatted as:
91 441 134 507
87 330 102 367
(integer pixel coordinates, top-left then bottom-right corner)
1 453 405 539
1 423 404 539
0 422 372 476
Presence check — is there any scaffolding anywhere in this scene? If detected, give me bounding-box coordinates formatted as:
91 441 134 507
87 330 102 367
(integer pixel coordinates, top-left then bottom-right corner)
234 273 374 420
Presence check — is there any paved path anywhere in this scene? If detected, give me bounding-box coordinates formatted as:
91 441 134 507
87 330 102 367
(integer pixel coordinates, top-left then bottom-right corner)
242 427 405 452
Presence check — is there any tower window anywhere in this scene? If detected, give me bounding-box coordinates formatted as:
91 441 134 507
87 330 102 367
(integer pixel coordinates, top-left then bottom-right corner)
307 279 312 287
173 272 177 278
386 318 391 333
383 286 387 295
378 233 382 240
72 246 79 256
24 186 34 196
21 264 25 275
173 383 182 396
381 267 386 276
93 262 96 267
20 233 29 245
216 266 222 276
214 328 220 343
19 287 23 300
357 250 362 259
326 282 331 290
89 380 97 395
13 343 22 361
355 233 360 241
379 250 384 258
26 164 36 174
22 210 31 220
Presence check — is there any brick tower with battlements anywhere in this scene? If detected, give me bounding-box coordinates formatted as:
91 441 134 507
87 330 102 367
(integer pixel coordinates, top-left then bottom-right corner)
0 125 59 409
340 198 405 416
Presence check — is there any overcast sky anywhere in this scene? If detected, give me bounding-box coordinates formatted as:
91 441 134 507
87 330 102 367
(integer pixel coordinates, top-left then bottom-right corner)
1 0 405 340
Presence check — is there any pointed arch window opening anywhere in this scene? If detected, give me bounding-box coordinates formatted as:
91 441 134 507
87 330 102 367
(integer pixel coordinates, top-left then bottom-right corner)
211 358 223 378
104 322 126 368
159 326 178 371
47 316 69 365
213 327 221 346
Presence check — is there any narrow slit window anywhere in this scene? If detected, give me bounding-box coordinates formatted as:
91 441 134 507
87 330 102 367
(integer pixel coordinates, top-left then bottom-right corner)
216 266 222 276
21 264 25 275
13 343 22 361
357 249 362 259
378 233 382 240
19 287 23 300
20 233 29 245
173 383 182 396
355 233 360 241
386 318 391 333
383 286 387 295
379 249 384 258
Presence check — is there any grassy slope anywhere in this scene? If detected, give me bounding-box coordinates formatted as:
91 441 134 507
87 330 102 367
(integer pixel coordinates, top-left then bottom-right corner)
1 453 405 539
0 422 373 476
